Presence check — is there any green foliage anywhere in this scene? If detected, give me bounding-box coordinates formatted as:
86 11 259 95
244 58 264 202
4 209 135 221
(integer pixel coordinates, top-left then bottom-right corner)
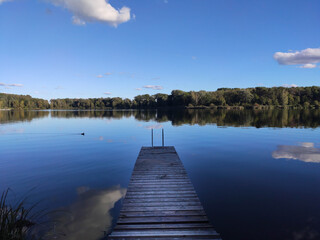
1 86 320 110
2 108 320 128
0 189 39 240
0 93 50 110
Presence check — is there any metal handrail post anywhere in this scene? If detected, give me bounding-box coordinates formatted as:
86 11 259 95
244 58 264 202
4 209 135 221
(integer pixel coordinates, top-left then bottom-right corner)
162 129 164 147
151 129 154 147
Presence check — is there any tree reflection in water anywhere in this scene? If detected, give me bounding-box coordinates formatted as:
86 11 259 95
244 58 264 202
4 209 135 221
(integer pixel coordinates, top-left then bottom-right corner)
1 109 320 128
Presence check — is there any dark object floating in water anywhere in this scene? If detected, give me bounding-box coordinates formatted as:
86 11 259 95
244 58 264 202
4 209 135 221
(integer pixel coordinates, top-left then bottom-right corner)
81 133 85 136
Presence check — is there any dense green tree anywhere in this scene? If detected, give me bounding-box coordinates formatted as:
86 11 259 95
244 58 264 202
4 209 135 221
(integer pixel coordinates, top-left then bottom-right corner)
1 86 320 110
154 93 169 107
0 93 50 109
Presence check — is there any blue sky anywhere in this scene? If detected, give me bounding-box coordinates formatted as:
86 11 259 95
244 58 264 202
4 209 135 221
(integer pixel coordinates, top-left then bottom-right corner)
0 0 319 100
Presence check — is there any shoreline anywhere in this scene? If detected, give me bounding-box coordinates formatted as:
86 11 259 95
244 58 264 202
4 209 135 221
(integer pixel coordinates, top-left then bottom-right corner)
1 105 319 111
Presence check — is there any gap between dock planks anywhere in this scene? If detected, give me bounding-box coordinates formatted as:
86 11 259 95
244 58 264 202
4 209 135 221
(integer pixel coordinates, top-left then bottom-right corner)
108 146 221 240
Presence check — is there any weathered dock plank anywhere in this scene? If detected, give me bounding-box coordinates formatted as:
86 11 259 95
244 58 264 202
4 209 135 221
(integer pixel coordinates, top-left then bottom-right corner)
108 146 221 240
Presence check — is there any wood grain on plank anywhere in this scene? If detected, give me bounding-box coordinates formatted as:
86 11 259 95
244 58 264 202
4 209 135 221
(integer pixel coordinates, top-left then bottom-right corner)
108 146 221 239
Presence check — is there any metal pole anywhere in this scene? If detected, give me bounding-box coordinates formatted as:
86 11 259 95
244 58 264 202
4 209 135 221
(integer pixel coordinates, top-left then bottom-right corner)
162 128 164 147
151 129 153 147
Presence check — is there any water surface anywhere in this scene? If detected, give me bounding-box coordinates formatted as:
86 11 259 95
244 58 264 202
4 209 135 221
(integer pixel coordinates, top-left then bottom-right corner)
1 109 320 240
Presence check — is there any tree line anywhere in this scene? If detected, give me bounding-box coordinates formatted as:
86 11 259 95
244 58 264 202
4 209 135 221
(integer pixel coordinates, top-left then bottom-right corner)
1 86 320 110
50 86 320 109
0 93 50 109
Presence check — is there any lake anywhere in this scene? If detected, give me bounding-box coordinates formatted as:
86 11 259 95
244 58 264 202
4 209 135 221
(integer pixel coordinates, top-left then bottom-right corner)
1 109 320 240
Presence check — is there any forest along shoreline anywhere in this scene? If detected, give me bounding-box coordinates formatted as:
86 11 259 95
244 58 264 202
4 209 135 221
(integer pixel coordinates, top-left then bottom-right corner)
1 86 320 110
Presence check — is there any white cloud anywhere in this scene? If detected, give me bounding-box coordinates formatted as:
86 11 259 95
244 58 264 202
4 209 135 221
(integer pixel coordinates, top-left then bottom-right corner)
135 88 142 91
104 92 112 95
9 83 23 87
47 186 126 240
299 63 317 69
273 48 320 68
143 85 163 90
49 0 131 27
55 86 64 90
0 82 23 87
300 142 314 148
97 74 103 78
105 72 112 76
282 84 298 88
72 16 86 25
272 143 320 163
192 56 197 60
0 0 11 5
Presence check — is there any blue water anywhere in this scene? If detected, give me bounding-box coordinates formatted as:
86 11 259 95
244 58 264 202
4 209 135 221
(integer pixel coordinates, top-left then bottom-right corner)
1 110 320 240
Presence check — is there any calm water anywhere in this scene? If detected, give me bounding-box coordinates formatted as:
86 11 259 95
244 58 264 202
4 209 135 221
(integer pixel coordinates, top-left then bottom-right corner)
1 109 320 240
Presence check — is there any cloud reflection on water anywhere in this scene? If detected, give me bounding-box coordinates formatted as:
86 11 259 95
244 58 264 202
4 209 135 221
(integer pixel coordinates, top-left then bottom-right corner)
272 143 320 163
46 186 126 240
0 127 24 135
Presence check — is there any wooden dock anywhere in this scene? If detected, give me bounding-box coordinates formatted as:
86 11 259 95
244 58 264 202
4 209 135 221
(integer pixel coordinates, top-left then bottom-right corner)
108 146 221 239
